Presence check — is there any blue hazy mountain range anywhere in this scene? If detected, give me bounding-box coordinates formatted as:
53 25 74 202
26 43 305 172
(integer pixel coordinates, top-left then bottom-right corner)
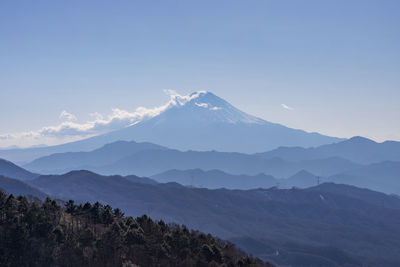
9 135 398 195
151 169 278 190
0 91 342 163
257 136 400 164
329 161 400 195
150 169 323 190
151 164 400 196
24 140 362 178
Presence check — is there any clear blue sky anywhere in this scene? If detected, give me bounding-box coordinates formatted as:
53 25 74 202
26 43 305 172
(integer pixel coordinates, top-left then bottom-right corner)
0 0 399 147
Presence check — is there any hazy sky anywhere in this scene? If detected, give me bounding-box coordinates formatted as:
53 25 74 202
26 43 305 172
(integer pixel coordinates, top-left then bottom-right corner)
1 0 399 147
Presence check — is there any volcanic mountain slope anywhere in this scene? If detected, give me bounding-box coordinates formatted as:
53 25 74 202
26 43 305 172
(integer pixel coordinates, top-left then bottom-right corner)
28 170 400 267
99 91 341 153
0 91 342 163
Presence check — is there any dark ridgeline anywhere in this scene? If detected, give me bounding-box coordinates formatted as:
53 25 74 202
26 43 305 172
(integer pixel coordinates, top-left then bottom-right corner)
0 175 47 200
0 191 271 267
0 158 39 181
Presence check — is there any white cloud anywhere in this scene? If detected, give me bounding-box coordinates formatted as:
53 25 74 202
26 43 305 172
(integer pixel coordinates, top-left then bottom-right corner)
59 110 77 121
89 112 104 120
39 106 162 137
281 104 294 111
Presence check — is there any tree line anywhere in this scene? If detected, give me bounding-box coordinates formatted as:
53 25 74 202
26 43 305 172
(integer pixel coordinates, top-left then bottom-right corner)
0 191 272 267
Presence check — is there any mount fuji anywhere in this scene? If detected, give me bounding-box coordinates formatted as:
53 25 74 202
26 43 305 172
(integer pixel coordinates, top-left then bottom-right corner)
0 91 342 162
99 91 341 153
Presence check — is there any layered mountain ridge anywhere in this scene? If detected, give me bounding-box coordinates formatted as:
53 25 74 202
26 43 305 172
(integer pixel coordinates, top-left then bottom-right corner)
21 136 400 195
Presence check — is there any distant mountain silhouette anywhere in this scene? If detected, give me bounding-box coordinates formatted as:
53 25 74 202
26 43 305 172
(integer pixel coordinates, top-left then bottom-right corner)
24 141 167 174
24 141 361 178
329 161 400 195
27 170 400 266
282 170 319 189
279 160 400 195
152 169 325 190
0 158 38 180
258 136 400 164
0 175 46 199
149 165 400 195
0 91 342 163
152 169 277 189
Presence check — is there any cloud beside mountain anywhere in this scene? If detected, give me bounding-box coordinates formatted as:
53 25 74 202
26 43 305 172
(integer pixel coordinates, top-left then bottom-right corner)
281 103 294 110
0 91 210 147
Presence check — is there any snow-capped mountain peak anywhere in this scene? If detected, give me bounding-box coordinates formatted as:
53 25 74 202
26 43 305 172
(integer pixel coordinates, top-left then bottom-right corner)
161 91 265 124
101 90 341 153
167 90 209 107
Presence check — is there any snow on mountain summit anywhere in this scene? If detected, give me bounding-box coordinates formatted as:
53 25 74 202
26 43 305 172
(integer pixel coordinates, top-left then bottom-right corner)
166 90 209 107
160 91 265 124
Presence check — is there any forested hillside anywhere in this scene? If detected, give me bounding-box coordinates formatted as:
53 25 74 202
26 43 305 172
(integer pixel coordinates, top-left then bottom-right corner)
0 191 270 267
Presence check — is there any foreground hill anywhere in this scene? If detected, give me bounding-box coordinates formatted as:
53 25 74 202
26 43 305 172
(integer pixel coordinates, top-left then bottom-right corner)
0 192 269 267
28 170 400 266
